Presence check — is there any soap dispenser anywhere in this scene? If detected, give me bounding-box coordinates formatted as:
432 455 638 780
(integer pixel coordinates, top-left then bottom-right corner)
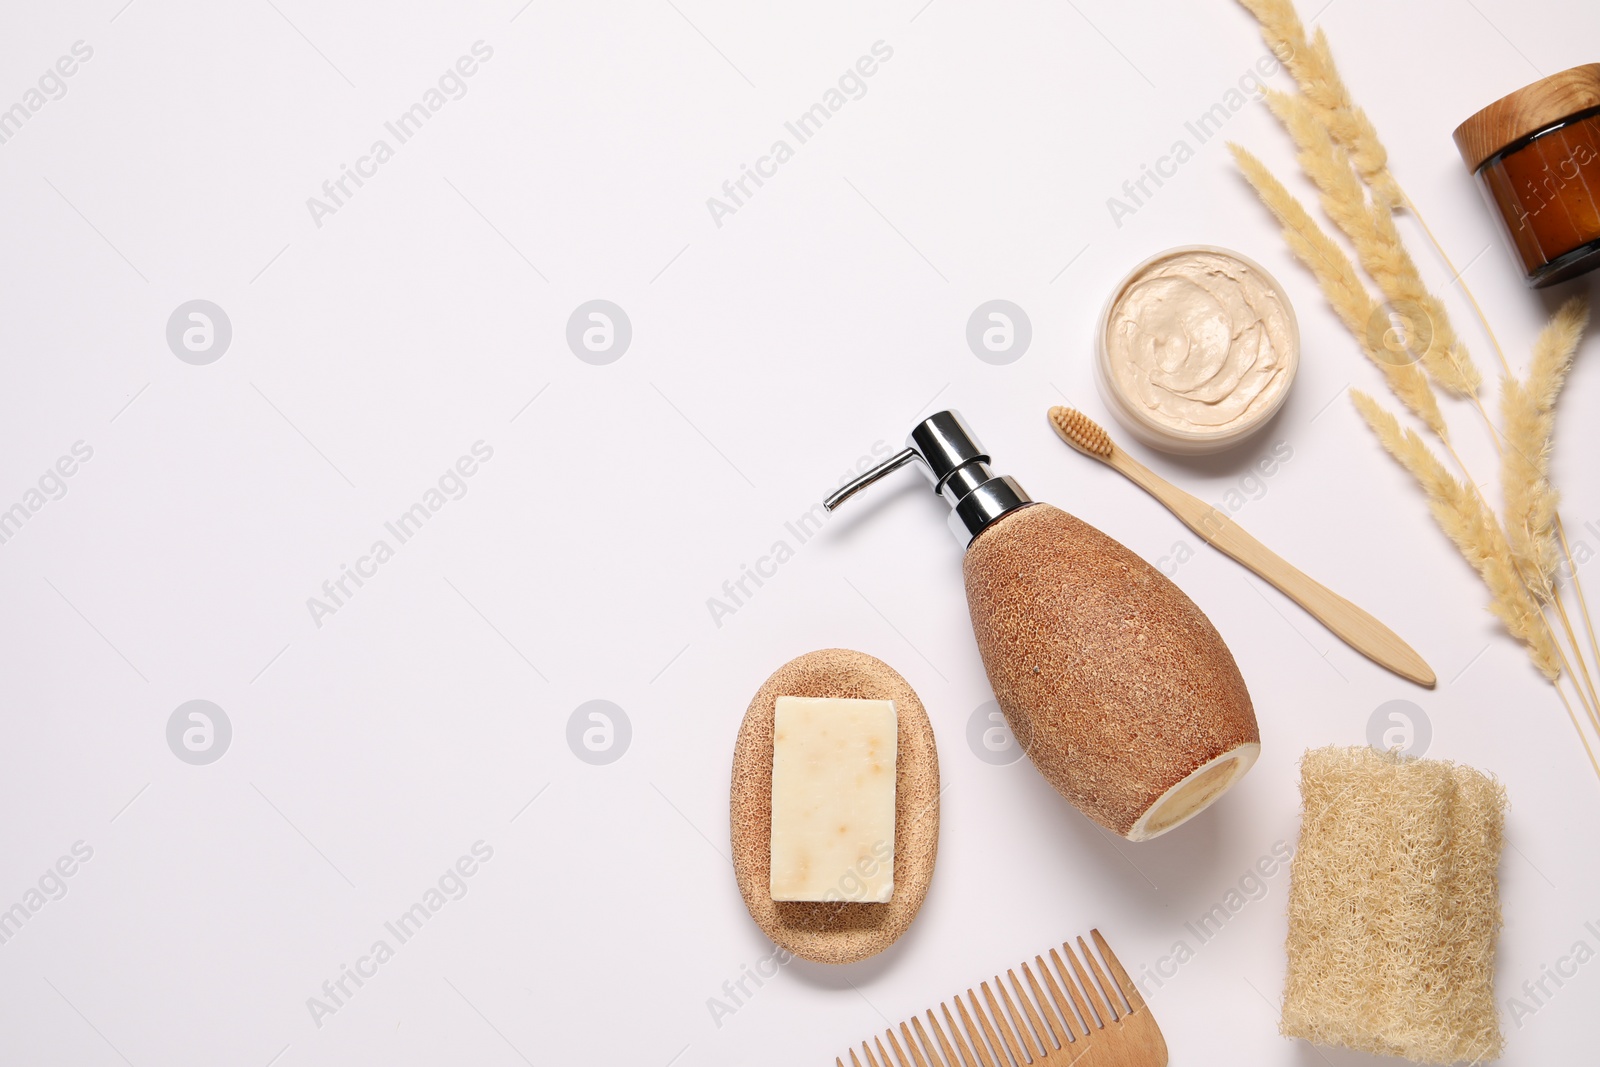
827 410 1259 841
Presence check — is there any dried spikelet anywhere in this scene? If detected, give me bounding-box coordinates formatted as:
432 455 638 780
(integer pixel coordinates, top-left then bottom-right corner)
1264 90 1481 397
1305 30 1402 207
1234 0 1402 208
1351 391 1560 678
1229 144 1445 437
1500 373 1560 599
1501 296 1590 600
1527 295 1589 413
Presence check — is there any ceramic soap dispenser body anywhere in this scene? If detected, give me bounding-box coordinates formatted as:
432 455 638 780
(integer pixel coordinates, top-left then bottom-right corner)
829 411 1259 841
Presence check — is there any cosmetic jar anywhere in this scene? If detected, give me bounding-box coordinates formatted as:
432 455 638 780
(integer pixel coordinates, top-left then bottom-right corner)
1095 245 1299 455
1453 63 1600 288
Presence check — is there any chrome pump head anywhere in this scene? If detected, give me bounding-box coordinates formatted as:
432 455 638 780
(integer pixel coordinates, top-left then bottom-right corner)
823 410 1032 548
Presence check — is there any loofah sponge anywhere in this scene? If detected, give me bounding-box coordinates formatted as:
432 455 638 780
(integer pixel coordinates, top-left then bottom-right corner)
1282 746 1506 1064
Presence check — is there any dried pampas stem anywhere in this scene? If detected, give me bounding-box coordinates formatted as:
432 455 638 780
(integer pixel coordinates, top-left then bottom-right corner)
1229 144 1444 436
1235 0 1402 208
1402 189 1515 378
1516 300 1593 713
1350 392 1561 681
1555 678 1600 785
1500 298 1600 713
1263 90 1481 396
1501 372 1561 598
1525 296 1590 414
1305 30 1401 208
1233 0 1600 785
1241 0 1504 388
1560 519 1600 699
1240 0 1498 395
1501 296 1589 600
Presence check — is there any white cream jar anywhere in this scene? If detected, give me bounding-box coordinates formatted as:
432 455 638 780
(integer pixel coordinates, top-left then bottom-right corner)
1095 246 1299 454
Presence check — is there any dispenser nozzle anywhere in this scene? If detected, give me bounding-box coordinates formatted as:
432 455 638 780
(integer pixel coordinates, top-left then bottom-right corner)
823 447 922 512
823 410 1031 547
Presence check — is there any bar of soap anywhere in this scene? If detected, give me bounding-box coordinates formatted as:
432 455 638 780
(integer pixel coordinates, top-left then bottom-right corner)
770 695 897 903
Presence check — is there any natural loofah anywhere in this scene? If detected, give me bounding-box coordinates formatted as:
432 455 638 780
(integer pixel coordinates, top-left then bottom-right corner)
1282 746 1506 1064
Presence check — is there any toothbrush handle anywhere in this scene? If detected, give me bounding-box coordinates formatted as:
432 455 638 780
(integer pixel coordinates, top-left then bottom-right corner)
1110 449 1436 688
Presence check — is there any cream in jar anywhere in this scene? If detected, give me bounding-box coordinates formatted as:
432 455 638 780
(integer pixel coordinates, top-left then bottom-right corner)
1096 246 1299 454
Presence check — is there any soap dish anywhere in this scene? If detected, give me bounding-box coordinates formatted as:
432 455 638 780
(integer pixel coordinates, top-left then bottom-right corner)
729 648 940 965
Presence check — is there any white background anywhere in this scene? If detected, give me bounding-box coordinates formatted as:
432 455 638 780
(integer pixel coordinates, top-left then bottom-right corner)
2 1 1598 1064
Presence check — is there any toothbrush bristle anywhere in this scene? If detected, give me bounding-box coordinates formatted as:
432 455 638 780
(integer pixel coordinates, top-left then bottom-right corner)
1048 406 1113 458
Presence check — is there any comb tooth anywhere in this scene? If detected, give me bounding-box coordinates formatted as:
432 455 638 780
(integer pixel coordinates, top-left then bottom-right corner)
1048 947 1098 1035
1017 963 1064 1049
925 1009 964 1067
886 1026 919 1067
896 1023 931 1067
1033 955 1083 1043
981 981 1031 1065
959 990 1003 1067
1076 936 1121 1022
908 1017 940 1067
941 1001 984 1067
915 1017 947 1067
1061 940 1112 1028
1000 970 1048 1059
1091 929 1145 1014
841 937 1150 1067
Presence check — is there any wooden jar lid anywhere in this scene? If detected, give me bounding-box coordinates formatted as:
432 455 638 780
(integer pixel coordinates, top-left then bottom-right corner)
1453 63 1600 172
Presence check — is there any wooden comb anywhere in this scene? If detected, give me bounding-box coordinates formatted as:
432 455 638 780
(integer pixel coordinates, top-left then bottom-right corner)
836 930 1166 1067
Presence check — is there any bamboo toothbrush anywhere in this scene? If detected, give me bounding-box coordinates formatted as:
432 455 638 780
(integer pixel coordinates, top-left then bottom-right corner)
1049 406 1436 688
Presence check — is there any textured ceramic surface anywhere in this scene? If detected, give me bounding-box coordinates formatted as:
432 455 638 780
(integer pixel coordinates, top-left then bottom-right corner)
963 504 1260 837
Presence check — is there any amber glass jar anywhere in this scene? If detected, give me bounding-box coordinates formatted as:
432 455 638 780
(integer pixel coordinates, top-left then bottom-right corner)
1454 64 1600 287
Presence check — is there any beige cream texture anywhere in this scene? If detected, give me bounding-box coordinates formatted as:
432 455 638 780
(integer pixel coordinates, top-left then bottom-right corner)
730 649 939 965
963 504 1259 838
1106 248 1294 434
768 696 897 903
1283 746 1506 1064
